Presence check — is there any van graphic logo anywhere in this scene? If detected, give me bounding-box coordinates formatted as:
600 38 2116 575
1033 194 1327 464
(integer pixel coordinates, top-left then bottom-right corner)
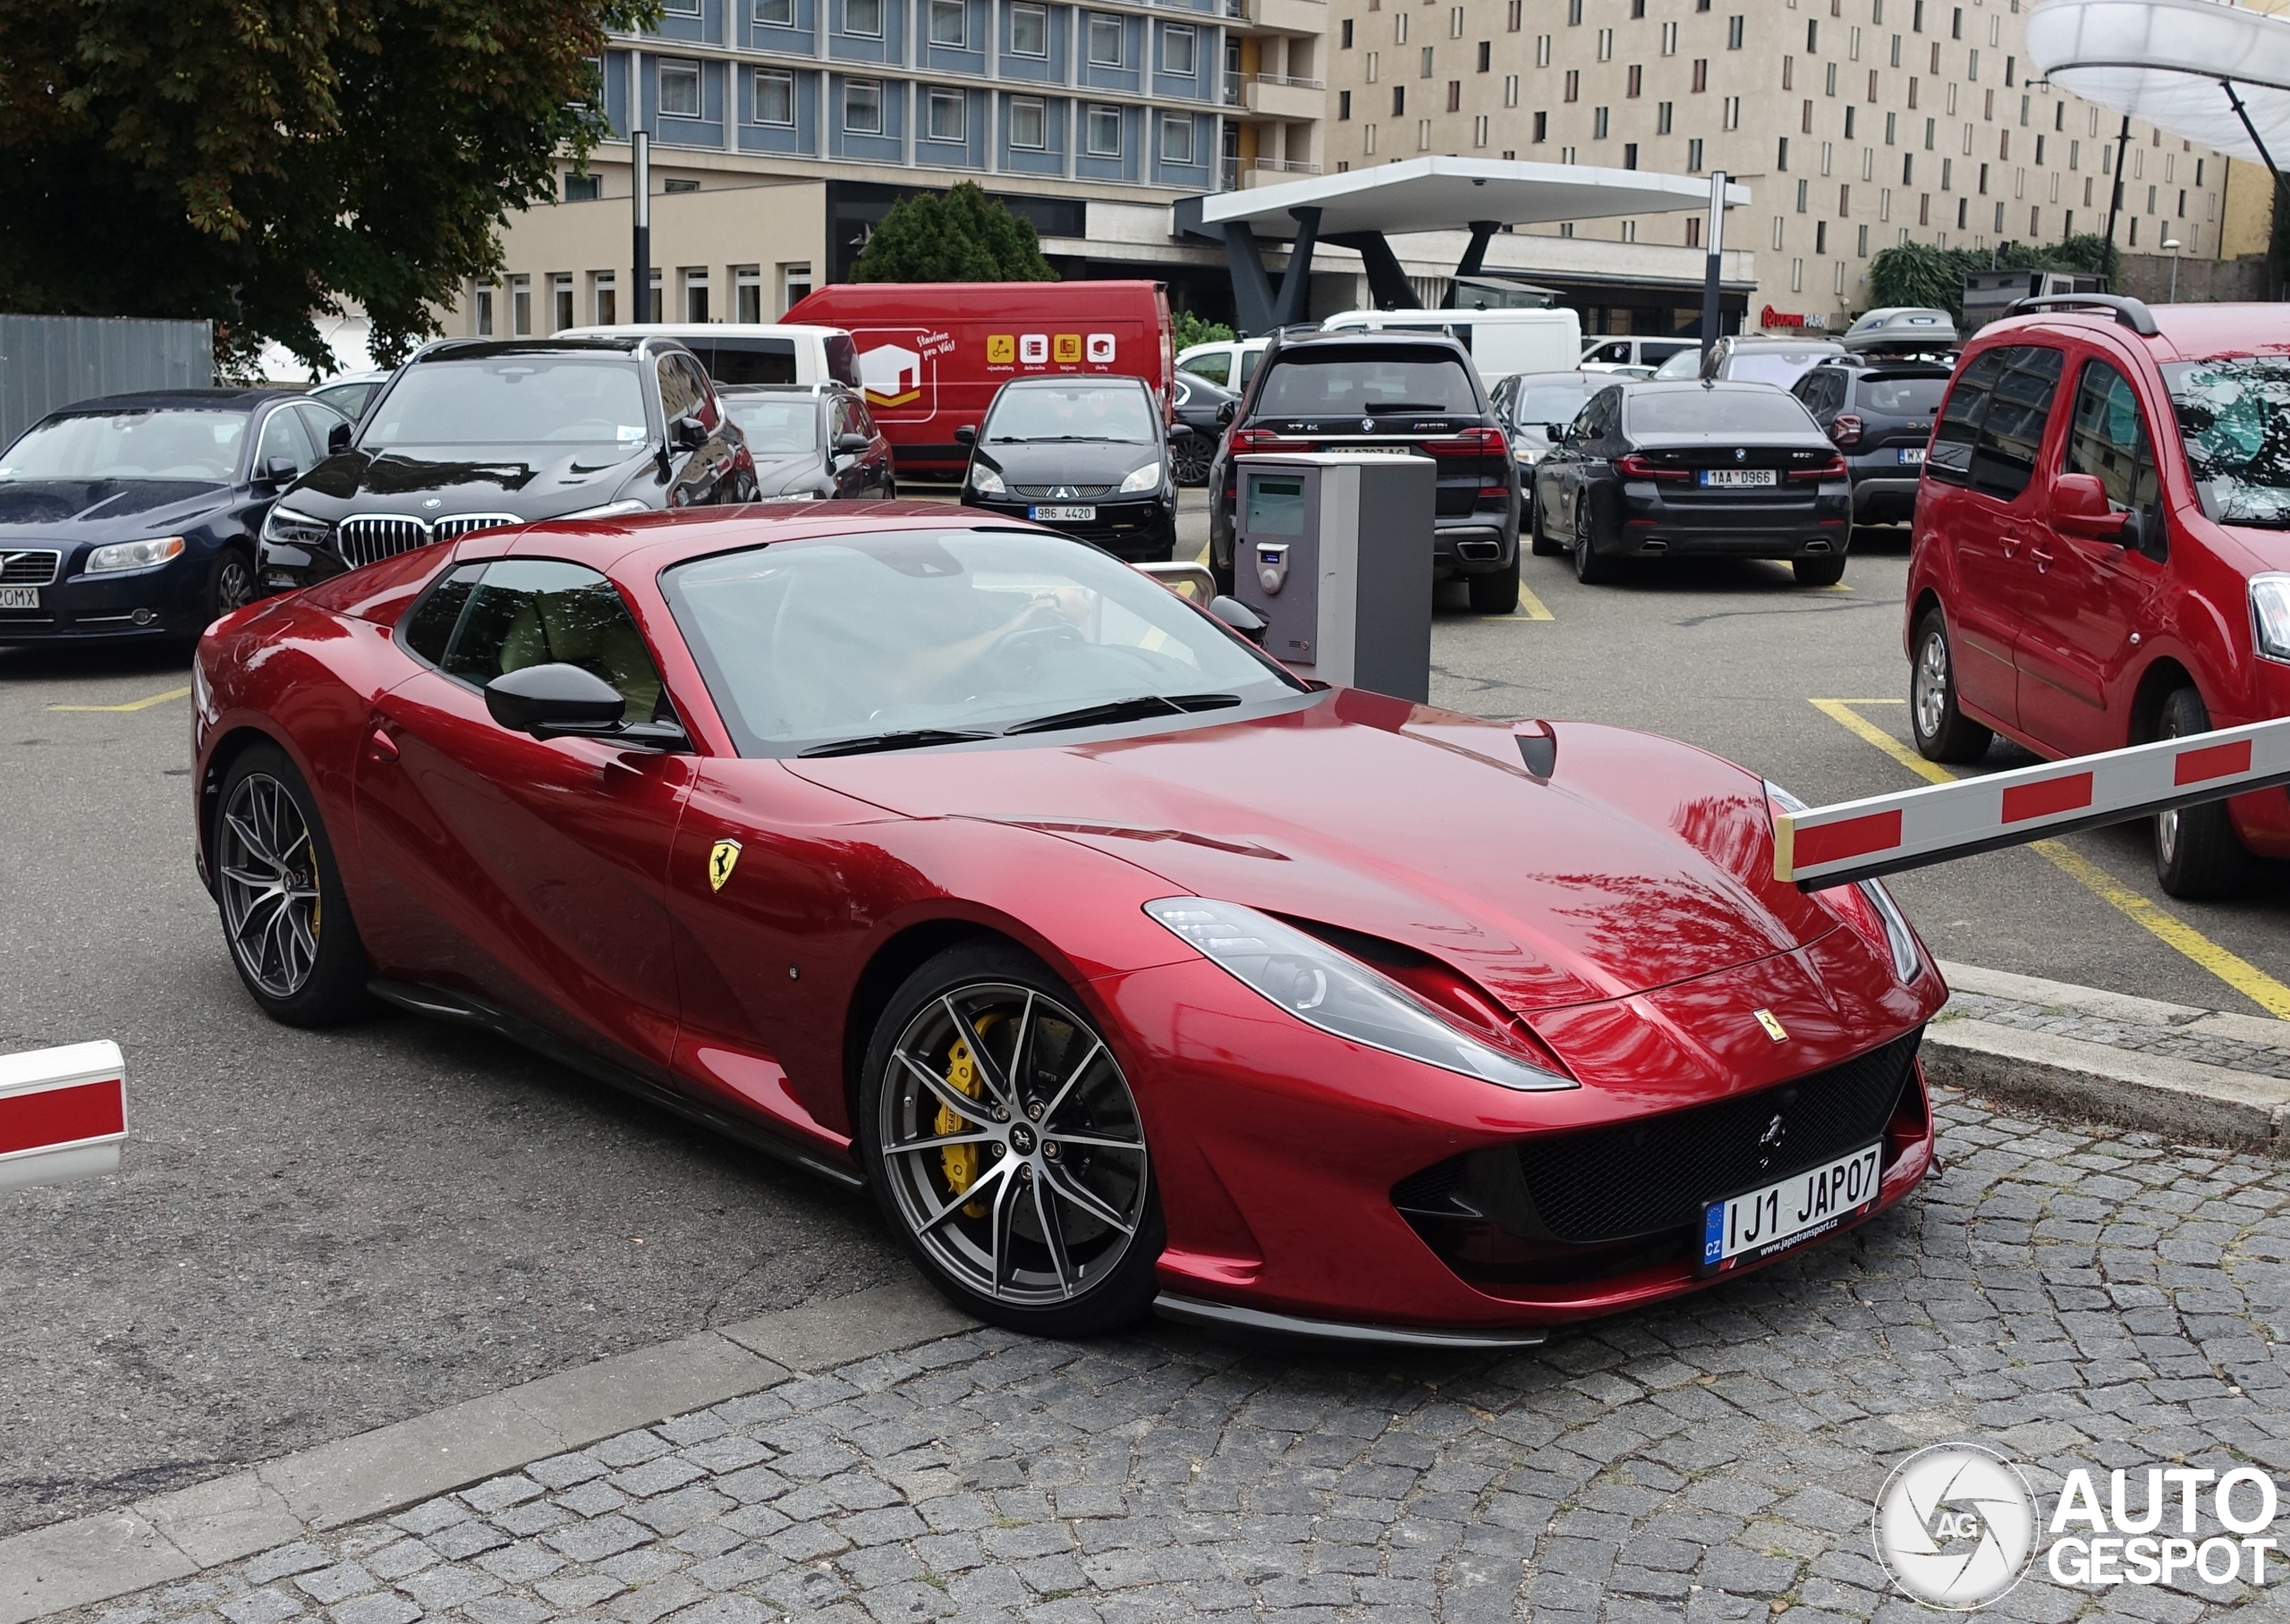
859 343 923 410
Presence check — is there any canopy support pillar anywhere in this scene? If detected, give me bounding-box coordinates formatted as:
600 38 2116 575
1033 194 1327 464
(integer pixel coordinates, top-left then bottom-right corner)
1221 222 1279 335
1322 232 1421 309
2220 78 2290 228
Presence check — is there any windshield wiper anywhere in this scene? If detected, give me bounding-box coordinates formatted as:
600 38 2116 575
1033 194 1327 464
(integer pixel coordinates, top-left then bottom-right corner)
1000 693 1243 736
796 728 994 758
995 434 1128 444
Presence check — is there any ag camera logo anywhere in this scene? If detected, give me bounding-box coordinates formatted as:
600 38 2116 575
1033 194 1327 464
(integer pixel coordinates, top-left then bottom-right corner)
1872 1443 2038 1610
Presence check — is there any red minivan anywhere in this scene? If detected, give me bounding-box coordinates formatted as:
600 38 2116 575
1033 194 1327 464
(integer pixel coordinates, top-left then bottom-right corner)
782 281 1174 477
1904 295 2290 897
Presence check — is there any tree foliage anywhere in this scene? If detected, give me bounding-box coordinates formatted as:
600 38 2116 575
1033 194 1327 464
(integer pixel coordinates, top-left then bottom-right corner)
1172 310 1235 351
851 182 1058 283
0 0 656 370
1866 234 2122 321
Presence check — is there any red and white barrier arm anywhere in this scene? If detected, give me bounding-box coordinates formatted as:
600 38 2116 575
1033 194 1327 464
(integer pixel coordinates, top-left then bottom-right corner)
1774 716 2290 889
0 1042 126 1193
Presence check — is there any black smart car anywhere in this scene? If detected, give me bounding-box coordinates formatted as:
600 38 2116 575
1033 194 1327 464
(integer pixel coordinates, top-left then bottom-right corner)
0 388 352 647
1531 380 1851 586
717 384 896 501
1207 329 1520 613
259 337 756 589
956 376 1179 562
1789 359 1952 527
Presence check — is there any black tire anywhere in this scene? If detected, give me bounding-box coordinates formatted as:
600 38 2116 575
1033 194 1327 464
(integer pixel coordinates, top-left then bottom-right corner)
1528 486 1564 556
1467 555 1522 614
1793 553 1848 587
1573 495 1618 585
213 743 373 1025
2154 687 2251 900
1143 519 1178 564
1908 609 1993 765
205 547 259 630
859 941 1163 1337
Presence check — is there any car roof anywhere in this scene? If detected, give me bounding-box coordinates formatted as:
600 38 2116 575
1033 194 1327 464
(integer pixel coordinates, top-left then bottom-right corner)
521 503 1064 579
54 387 301 412
1984 300 2290 363
1507 370 1607 385
1626 380 1796 399
717 383 837 395
1726 336 1845 351
997 373 1150 390
414 338 652 362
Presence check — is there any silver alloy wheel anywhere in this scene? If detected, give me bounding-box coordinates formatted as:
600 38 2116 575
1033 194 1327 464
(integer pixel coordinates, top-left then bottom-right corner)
217 773 323 999
1913 628 1950 743
878 982 1149 1307
215 554 257 617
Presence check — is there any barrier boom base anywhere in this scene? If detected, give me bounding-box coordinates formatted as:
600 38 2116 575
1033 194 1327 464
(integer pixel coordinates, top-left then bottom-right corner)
0 1041 127 1193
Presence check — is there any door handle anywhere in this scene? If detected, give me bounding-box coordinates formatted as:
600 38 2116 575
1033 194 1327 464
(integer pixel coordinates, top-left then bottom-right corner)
2029 545 2055 572
363 725 399 764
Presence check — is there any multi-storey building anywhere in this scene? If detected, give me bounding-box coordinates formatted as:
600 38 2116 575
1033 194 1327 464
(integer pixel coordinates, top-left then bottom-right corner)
451 0 1329 336
1323 0 2239 334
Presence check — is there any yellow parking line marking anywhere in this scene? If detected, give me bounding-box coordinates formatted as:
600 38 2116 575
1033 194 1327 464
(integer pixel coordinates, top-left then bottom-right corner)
1810 698 2290 1018
1498 583 1556 622
48 685 192 714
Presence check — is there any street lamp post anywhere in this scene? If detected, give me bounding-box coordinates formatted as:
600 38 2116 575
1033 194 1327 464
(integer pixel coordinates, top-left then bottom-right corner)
2162 236 2184 302
1699 170 1727 368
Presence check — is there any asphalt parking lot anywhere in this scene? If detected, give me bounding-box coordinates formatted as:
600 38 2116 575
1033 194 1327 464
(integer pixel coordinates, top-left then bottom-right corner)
2 493 2287 1565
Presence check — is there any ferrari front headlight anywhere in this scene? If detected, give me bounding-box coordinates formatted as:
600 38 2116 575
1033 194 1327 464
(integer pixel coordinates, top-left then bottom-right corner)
1143 898 1574 1091
1766 780 1923 983
1120 461 1162 493
970 465 1007 496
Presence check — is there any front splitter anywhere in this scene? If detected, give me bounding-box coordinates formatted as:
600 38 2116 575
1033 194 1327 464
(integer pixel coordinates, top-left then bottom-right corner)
1153 1292 1548 1349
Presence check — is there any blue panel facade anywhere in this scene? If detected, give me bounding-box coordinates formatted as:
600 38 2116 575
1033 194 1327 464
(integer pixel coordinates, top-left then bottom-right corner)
828 0 905 66
828 72 907 161
999 92 1066 174
920 0 988 74
741 0 817 52
1079 13 1142 94
739 64 820 154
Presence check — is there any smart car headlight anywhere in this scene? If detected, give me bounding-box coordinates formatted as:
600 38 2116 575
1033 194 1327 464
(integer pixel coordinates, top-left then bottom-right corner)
85 537 186 573
2251 573 2290 664
260 506 334 548
970 465 1007 496
1766 780 1922 983
1143 898 1574 1091
1120 461 1162 493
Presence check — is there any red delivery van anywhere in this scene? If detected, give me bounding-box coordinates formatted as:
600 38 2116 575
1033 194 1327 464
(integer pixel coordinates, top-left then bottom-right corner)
781 281 1174 476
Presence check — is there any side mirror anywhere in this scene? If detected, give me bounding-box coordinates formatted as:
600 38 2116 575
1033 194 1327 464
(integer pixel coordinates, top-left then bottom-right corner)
327 422 353 454
1169 421 1195 440
485 664 625 738
1208 595 1268 646
2051 471 2131 541
954 424 978 445
1546 423 1569 442
1216 401 1237 427
835 432 871 453
261 455 300 487
669 414 708 453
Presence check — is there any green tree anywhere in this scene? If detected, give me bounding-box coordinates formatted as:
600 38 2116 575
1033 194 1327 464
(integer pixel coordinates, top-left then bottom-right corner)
0 0 655 371
1867 233 2122 321
1172 310 1235 351
852 182 1057 283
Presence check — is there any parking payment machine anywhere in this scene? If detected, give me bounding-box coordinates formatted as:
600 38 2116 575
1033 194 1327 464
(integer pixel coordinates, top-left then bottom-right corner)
1233 452 1436 702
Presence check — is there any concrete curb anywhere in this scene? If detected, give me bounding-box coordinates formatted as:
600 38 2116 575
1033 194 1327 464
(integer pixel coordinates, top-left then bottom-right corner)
0 1278 978 1624
1927 960 2290 1147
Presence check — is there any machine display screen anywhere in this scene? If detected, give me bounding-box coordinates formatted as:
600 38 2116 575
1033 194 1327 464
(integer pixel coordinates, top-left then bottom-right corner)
1244 475 1306 537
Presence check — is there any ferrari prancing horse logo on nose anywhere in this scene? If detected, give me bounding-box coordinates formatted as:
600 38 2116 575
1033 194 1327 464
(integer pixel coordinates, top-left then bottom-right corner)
708 839 742 892
1754 1008 1788 1042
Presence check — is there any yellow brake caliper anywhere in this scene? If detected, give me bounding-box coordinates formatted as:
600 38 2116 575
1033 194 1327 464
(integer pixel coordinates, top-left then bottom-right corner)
938 1013 1001 1217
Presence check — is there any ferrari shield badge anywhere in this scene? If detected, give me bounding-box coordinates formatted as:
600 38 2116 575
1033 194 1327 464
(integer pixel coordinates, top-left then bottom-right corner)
1753 1008 1788 1043
708 839 742 892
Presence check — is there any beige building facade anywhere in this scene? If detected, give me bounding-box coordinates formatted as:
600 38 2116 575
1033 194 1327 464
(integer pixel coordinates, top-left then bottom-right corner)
1324 0 2245 334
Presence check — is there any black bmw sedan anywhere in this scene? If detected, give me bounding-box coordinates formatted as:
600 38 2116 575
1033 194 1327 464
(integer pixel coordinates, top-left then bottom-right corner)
717 383 895 501
956 376 1178 562
0 389 351 647
1531 380 1851 587
259 337 756 589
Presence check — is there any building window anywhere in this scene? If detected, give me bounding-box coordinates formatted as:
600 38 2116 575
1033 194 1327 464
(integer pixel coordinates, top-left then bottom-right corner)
665 177 699 193
1163 23 1197 75
1626 63 1641 97
1086 103 1122 154
1338 89 1352 120
1723 95 1739 130
1814 221 1827 255
1366 51 1378 80
753 0 793 24
1473 113 1488 146
844 78 883 133
735 266 762 322
1536 32 1549 65
564 172 601 201
509 275 531 336
1727 14 1743 48
1621 219 1637 241
1622 142 1637 169
1421 46 1433 77
1597 26 1613 60
1160 114 1194 164
1010 3 1047 55
1393 85 1405 115
1365 123 1378 154
1791 257 1803 292
754 68 794 125
1088 14 1123 65
1009 95 1046 148
1778 135 1789 171
1657 100 1672 134
1504 74 1518 106
1593 105 1608 139
1450 5 1463 38
590 273 615 326
1395 13 1407 42
682 268 708 324
1417 117 1431 149
783 264 812 309
1477 40 1490 72
929 0 966 47
1661 20 1676 53
1686 215 1701 247
1564 69 1578 101
1687 136 1702 170
1567 0 1582 21
1532 109 1547 141
845 0 881 34
552 275 574 331
927 88 965 141
1796 176 1808 211
1509 0 1522 30
1692 58 1707 92
1445 78 1461 110
664 0 700 16
1341 18 1353 47
658 61 703 118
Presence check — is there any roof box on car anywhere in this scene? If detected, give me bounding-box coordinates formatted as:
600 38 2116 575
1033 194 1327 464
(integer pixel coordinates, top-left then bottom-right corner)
1840 307 1961 352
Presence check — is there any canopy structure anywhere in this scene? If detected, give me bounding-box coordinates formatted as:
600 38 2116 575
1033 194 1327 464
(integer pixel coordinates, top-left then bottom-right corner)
1174 157 1752 334
2027 0 2290 190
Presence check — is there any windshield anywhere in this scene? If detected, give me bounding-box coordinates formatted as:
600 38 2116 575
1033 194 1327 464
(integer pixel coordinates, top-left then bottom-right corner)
984 385 1156 444
365 359 649 447
1628 391 1817 435
0 409 246 481
721 395 818 455
1860 375 1949 414
1254 351 1480 416
663 529 1302 755
2162 357 2290 526
1650 349 1702 380
1724 353 1833 388
1509 380 1599 427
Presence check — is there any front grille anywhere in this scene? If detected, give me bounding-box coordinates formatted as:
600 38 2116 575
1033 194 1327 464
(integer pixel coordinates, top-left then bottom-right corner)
1011 485 1116 499
336 513 518 568
435 513 520 540
1516 1029 1921 1242
0 550 60 586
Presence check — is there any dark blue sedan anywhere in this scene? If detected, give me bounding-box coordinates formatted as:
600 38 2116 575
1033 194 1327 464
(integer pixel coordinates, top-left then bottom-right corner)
0 388 352 647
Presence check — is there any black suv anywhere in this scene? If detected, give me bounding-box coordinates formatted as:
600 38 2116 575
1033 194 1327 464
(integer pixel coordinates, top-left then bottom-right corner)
1789 359 1951 526
1207 329 1521 613
259 337 757 589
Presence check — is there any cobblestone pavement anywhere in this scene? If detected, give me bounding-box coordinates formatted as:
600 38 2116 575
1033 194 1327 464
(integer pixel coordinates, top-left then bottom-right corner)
54 1090 2290 1624
1942 990 2290 1083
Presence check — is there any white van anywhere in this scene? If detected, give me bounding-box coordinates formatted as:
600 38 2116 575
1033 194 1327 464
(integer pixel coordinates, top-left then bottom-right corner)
556 323 861 389
1175 337 1270 391
1318 307 1583 385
